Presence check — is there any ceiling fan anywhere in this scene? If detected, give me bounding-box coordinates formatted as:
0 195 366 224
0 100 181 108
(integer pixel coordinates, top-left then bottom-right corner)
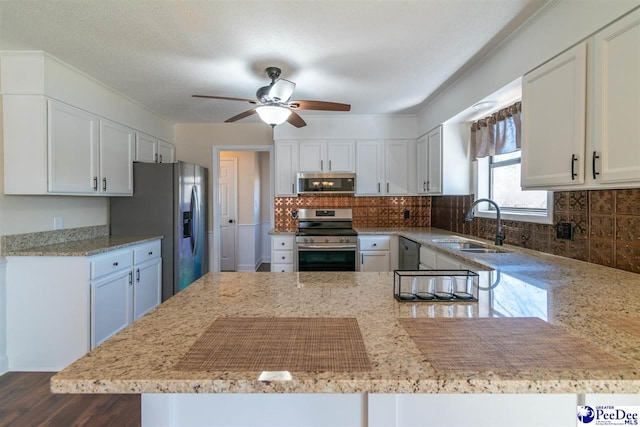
192 67 351 128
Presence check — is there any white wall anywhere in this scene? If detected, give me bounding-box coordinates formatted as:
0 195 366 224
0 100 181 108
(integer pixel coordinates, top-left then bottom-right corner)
417 1 640 133
259 152 271 264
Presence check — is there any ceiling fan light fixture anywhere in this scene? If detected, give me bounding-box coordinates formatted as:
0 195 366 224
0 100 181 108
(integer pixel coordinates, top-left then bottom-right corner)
256 105 291 126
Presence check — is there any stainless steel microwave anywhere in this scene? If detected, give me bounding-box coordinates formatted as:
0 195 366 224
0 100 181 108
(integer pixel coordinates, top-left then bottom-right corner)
296 173 356 194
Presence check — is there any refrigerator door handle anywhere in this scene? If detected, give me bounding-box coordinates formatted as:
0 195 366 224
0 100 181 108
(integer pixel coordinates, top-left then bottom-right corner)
190 185 199 255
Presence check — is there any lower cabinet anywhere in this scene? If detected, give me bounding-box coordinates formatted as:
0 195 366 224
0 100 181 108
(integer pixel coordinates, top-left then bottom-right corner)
271 235 296 272
359 235 391 272
6 239 162 370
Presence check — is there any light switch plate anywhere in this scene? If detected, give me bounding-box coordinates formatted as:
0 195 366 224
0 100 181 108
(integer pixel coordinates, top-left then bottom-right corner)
556 222 573 240
53 216 63 230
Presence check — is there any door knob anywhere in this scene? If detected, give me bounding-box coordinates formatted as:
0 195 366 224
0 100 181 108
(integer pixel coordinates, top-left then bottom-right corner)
228 219 234 223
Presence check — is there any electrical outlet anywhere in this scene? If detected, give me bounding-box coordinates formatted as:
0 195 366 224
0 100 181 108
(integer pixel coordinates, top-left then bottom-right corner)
403 209 410 219
556 222 573 240
54 216 63 230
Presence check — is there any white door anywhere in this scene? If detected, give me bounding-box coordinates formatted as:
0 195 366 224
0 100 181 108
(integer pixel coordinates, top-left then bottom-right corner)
99 119 134 195
219 158 238 271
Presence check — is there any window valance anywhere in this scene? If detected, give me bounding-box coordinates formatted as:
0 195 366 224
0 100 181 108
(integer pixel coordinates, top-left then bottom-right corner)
471 101 521 159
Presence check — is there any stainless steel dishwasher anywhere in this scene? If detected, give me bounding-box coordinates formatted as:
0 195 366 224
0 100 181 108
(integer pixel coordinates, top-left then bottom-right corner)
399 237 420 270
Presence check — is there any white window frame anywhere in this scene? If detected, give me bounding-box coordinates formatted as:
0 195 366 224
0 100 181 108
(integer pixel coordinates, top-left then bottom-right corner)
474 154 553 225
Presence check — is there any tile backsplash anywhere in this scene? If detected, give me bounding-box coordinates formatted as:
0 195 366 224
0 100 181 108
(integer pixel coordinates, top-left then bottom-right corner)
431 189 640 274
274 195 431 232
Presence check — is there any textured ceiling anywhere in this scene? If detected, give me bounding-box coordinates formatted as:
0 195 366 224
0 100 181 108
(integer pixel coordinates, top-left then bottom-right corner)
0 0 548 124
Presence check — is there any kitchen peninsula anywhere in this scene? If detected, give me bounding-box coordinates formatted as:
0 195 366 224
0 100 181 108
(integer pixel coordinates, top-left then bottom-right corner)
51 229 640 427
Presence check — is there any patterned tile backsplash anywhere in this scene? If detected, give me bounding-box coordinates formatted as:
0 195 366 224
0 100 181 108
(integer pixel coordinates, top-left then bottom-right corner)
274 195 431 232
431 189 640 274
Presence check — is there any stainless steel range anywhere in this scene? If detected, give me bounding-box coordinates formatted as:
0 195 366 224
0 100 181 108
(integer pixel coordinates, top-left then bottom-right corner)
295 208 358 271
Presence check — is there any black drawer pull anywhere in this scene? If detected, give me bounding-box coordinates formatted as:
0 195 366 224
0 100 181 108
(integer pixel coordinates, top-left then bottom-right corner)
148 251 153 255
592 151 600 180
113 262 118 267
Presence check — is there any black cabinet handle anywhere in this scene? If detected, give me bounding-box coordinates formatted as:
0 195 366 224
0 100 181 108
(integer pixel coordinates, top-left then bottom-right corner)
129 271 133 285
571 154 578 180
136 268 140 283
102 177 107 191
148 251 153 255
113 261 118 267
93 177 98 191
592 151 600 180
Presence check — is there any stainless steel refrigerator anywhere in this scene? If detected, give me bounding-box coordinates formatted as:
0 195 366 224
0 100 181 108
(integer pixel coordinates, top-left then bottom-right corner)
110 161 208 301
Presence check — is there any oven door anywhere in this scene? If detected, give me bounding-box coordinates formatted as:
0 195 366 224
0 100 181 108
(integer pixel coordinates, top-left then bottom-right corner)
297 245 357 272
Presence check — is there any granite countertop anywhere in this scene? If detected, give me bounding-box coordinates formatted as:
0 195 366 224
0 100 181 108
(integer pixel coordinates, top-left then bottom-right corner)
52 228 640 395
6 235 163 256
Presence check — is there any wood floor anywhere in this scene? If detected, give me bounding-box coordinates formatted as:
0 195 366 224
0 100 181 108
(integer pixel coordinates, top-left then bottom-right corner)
0 372 140 427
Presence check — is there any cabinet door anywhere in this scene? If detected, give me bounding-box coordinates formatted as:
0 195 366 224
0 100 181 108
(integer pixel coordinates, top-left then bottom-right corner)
427 127 443 194
436 253 462 270
275 141 299 196
416 136 428 194
99 119 134 195
91 270 133 348
135 132 157 163
355 140 384 195
327 141 355 172
360 251 390 272
47 100 99 194
521 42 587 188
133 258 162 320
592 9 640 184
385 140 410 195
299 141 325 172
158 141 176 163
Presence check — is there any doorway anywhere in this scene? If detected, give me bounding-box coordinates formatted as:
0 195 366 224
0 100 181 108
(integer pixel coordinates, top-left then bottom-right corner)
212 146 274 272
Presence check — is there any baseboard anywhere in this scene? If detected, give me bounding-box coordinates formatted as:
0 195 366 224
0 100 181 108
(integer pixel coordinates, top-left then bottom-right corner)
236 264 257 272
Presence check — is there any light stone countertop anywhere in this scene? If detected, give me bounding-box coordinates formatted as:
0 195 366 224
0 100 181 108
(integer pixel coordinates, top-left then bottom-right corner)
51 228 640 395
6 235 163 256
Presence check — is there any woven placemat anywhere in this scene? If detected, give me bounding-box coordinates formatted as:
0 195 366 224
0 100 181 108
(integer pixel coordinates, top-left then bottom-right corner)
174 317 371 372
399 317 631 372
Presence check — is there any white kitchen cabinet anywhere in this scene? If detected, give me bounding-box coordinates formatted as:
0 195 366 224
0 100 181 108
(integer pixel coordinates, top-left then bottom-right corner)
355 140 415 196
47 100 100 194
385 140 411 195
271 235 296 272
91 267 133 348
136 133 176 164
591 9 640 185
359 235 390 272
298 140 355 172
157 140 176 163
419 245 437 269
417 124 470 196
521 42 587 188
6 239 162 370
355 140 385 195
135 132 158 163
99 119 134 195
275 141 299 196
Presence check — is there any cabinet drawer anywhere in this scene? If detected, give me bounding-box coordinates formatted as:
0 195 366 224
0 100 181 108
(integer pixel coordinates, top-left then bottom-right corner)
272 235 294 250
271 263 294 273
419 246 437 269
272 250 294 264
133 240 161 264
358 235 390 251
91 250 133 280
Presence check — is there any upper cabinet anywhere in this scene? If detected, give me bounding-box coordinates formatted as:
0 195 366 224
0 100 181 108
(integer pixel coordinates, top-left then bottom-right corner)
416 124 470 196
355 139 415 196
275 140 299 196
521 8 640 190
591 9 640 185
135 132 176 164
1 51 175 196
521 43 587 188
298 140 354 172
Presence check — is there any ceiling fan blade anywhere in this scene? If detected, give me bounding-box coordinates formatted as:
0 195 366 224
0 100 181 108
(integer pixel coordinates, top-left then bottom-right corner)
269 79 296 103
192 95 257 104
287 110 307 128
289 100 351 111
225 109 257 123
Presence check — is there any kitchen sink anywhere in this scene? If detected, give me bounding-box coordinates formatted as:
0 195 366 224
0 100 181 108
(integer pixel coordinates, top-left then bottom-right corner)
438 240 509 253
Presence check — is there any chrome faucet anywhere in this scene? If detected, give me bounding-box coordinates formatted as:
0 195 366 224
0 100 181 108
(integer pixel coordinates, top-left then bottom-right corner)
464 198 504 246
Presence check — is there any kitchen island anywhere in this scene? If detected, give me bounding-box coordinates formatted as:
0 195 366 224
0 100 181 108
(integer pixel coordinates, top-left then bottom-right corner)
51 230 640 427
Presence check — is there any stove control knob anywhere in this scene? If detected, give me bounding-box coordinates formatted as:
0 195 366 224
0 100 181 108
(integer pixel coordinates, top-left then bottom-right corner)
308 238 314 243
325 238 330 243
340 238 346 243
303 238 309 243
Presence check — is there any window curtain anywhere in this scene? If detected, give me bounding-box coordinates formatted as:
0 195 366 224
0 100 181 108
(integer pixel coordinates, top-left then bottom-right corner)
471 101 521 159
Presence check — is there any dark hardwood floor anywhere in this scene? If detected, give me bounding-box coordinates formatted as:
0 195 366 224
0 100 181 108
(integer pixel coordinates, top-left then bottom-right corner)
0 372 140 427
